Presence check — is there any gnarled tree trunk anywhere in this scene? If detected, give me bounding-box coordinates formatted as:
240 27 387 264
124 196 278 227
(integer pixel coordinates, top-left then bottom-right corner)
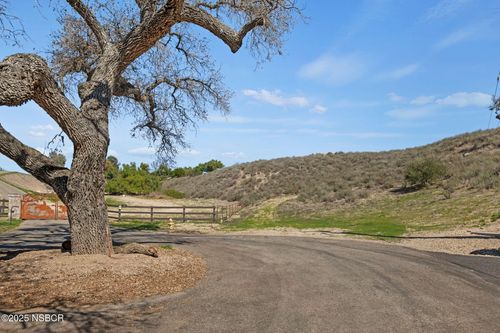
66 142 112 255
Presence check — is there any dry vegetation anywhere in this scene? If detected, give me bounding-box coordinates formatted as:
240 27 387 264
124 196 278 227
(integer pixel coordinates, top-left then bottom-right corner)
164 128 500 211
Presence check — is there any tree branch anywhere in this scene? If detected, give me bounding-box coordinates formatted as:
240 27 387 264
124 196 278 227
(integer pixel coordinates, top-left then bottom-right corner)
117 0 185 73
0 124 70 200
66 0 109 49
0 54 87 143
180 5 264 53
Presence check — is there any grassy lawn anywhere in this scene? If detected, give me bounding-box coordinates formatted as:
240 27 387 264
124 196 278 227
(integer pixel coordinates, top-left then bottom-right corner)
105 197 128 207
0 219 22 233
110 220 163 230
226 188 499 239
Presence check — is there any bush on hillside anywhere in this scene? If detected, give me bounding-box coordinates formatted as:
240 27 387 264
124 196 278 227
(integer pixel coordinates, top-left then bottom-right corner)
404 158 447 188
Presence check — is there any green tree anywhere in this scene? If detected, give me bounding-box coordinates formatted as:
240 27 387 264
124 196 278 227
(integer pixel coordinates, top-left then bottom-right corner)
405 158 447 188
48 151 66 167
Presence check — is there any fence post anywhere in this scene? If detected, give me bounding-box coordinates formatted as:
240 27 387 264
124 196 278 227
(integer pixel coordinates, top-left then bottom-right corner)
118 205 122 222
150 207 154 223
55 201 58 220
212 206 216 223
182 206 186 222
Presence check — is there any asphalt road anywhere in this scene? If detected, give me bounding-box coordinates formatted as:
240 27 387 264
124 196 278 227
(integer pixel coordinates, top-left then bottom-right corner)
0 220 499 333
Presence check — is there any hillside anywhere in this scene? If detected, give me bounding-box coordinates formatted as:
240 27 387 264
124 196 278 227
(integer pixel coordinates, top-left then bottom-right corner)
163 128 500 209
0 172 53 199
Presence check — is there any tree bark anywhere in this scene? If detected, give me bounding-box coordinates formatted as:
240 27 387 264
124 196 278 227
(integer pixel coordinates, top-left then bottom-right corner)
66 141 112 255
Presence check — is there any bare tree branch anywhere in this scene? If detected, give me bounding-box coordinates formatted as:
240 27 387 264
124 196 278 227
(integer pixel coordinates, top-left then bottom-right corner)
118 0 185 73
181 4 264 53
0 124 70 200
66 0 109 49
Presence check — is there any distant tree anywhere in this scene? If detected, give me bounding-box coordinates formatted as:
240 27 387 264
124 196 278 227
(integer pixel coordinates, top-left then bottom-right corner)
154 164 171 178
0 0 301 255
48 151 66 167
197 159 224 173
105 156 119 180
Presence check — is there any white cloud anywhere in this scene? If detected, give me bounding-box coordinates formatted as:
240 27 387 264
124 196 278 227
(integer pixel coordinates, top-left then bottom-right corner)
378 64 419 80
28 124 59 138
311 104 327 114
425 0 471 21
127 147 156 156
242 89 309 107
31 124 57 131
436 92 491 107
298 53 366 85
386 107 436 120
436 27 477 49
388 92 404 102
28 131 46 137
410 96 435 105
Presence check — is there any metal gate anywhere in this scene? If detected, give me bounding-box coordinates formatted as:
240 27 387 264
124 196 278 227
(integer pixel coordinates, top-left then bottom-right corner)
20 195 68 220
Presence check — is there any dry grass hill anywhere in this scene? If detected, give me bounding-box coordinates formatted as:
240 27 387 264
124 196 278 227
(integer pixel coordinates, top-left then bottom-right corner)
164 128 500 206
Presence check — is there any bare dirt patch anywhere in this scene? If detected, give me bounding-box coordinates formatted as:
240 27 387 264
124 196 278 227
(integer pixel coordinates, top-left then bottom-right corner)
399 223 500 256
0 248 206 311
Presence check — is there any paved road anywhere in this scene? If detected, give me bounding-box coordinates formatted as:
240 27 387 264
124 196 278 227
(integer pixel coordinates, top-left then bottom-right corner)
0 220 499 333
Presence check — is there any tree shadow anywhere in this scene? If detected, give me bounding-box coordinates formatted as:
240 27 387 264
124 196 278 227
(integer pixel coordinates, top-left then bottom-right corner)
1 298 163 333
470 248 500 256
390 185 420 194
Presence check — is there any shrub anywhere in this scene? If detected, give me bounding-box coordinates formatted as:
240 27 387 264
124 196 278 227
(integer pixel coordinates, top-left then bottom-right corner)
163 188 185 199
404 158 447 188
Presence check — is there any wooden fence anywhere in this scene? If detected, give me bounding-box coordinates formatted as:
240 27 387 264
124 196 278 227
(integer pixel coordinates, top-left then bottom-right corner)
108 203 239 223
0 199 7 217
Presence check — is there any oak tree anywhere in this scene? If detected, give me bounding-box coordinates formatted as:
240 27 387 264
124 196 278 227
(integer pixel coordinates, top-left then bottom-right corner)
0 0 300 254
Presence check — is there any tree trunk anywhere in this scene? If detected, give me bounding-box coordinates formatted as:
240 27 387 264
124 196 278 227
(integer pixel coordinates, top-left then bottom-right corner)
66 141 113 255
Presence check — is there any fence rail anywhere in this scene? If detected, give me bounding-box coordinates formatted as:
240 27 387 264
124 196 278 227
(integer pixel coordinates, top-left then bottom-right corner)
108 203 239 223
0 199 7 217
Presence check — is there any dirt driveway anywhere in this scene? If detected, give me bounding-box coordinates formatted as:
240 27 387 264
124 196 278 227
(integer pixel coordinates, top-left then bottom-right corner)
0 220 499 333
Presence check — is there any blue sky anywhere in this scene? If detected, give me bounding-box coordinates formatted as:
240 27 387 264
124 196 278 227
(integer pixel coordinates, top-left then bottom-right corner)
1 0 500 172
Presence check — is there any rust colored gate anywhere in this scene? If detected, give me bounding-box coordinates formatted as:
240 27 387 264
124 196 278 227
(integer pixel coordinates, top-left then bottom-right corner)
20 195 68 220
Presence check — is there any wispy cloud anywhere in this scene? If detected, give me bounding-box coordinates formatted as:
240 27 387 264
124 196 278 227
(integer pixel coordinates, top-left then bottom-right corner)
425 0 471 21
28 124 58 138
298 53 366 85
410 96 435 105
386 91 491 120
436 92 491 107
128 147 155 156
435 20 494 49
242 89 309 107
377 64 419 80
311 104 327 114
388 92 405 102
386 106 436 120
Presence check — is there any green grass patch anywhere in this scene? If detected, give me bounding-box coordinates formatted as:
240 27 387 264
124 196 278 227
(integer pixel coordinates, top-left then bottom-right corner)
0 219 22 233
491 211 500 222
160 244 174 250
228 212 406 239
105 197 128 207
111 220 162 230
162 188 185 199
